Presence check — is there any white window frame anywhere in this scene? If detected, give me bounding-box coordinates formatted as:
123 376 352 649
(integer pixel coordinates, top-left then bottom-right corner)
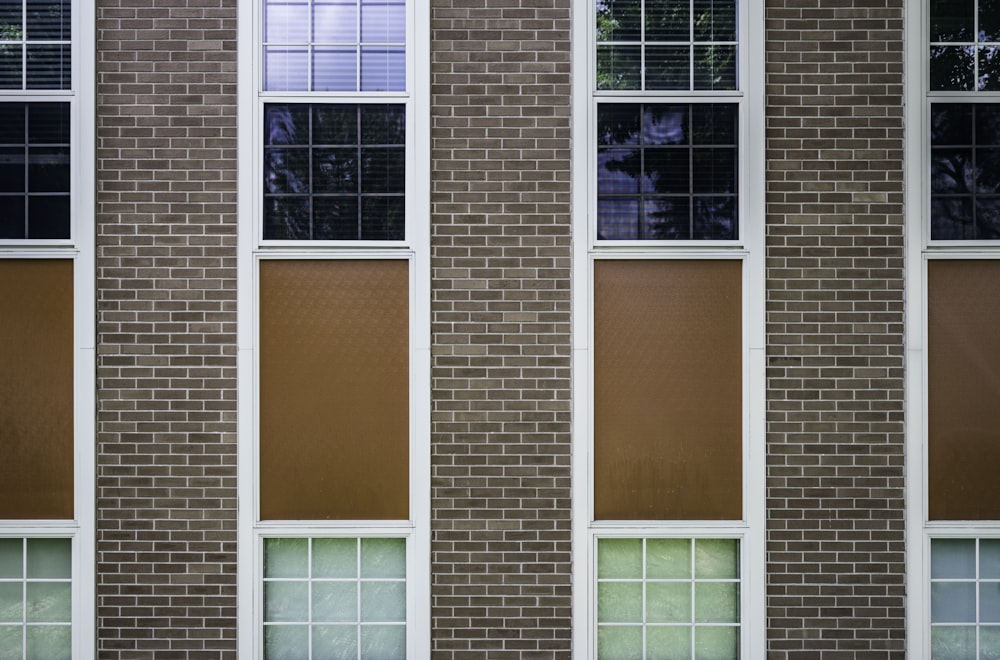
237 0 430 655
571 0 765 655
0 0 95 656
905 1 1000 656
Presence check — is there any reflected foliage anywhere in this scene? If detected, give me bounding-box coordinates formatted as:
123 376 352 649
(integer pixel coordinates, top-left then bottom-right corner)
929 0 1000 90
0 0 70 90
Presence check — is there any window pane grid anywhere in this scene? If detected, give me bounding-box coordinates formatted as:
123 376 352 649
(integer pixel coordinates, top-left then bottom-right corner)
929 0 1000 91
930 538 1000 657
0 538 72 660
0 0 71 90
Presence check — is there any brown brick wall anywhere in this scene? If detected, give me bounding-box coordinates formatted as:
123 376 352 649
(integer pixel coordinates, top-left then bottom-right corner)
764 0 907 656
95 0 239 655
429 0 574 655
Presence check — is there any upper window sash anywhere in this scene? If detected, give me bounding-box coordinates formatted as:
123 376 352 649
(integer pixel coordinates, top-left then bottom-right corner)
928 0 1000 93
0 0 72 93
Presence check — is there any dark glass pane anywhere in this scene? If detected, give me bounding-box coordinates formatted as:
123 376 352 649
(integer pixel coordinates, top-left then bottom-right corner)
982 0 1000 40
931 103 973 145
313 104 359 144
27 103 68 144
26 194 68 238
25 0 69 40
693 147 736 194
694 0 737 41
645 147 689 194
313 47 357 92
0 48 22 88
0 197 24 237
0 103 24 143
27 146 69 192
976 197 1000 238
264 104 310 145
644 0 688 42
930 0 974 40
596 0 641 41
931 148 973 192
0 0 21 30
597 197 640 239
359 46 404 92
976 104 1000 145
691 103 737 144
263 197 311 239
361 196 404 240
598 104 640 146
694 44 736 90
693 195 737 239
361 147 404 193
643 104 688 145
312 147 358 193
645 44 688 90
930 45 975 91
645 197 690 239
596 45 641 90
263 147 310 194
598 149 641 194
0 148 24 191
980 46 1000 91
361 105 405 145
931 197 974 239
313 196 359 239
978 148 1000 192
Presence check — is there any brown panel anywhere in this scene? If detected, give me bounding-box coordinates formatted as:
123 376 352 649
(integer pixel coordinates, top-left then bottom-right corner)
594 260 742 520
928 260 1000 520
259 260 409 520
0 260 74 519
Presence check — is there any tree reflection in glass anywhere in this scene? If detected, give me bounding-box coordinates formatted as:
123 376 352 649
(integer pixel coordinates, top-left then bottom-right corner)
928 0 1000 91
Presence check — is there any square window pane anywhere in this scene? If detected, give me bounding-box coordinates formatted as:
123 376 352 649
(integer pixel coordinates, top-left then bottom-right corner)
25 43 69 89
360 0 405 43
313 148 359 194
264 624 309 660
265 0 310 42
647 538 692 579
983 626 1000 660
693 0 736 41
360 581 405 622
597 625 643 659
645 45 689 90
0 583 23 623
313 538 358 579
0 50 23 89
264 196 311 239
691 104 737 145
597 197 641 239
359 624 405 659
693 196 737 240
596 0 641 41
932 103 974 145
313 624 359 660
692 147 736 195
597 581 643 623
695 539 739 579
24 624 70 660
598 104 641 146
360 195 404 240
313 581 358 623
644 105 689 145
597 45 641 90
360 538 405 579
643 196 691 239
0 197 25 237
982 0 1000 41
975 198 1000 238
644 0 688 41
983 582 1000 623
27 104 69 145
694 625 738 659
360 147 404 193
931 46 975 91
931 197 974 239
932 625 976 660
932 539 977 579
264 47 309 91
598 149 641 194
694 45 736 90
26 195 69 238
265 105 311 146
645 147 690 194
694 582 739 624
314 105 360 144
647 581 692 623
932 582 977 623
265 538 309 579
25 0 70 40
359 47 404 91
360 105 405 145
313 196 360 239
313 47 358 92
25 539 69 579
646 626 692 659
598 538 643 579
27 146 69 192
264 581 309 623
25 582 71 623
0 626 22 657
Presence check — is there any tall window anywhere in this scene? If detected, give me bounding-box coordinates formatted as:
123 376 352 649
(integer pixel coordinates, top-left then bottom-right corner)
240 0 428 655
576 0 763 656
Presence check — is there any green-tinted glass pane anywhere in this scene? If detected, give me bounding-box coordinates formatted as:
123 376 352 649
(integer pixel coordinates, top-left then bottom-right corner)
647 539 691 579
360 538 405 579
933 539 977 579
314 581 358 623
694 0 736 41
932 625 976 660
597 581 643 623
264 581 309 623
597 625 643 659
646 625 692 660
983 626 1000 660
0 583 22 622
645 0 688 41
695 539 739 579
646 44 690 90
25 624 70 660
25 539 70 579
983 582 1000 622
694 625 738 659
596 0 641 41
360 581 405 622
264 538 309 579
984 540 1000 579
313 538 358 579
694 582 738 624
0 540 22 579
932 582 977 623
264 624 309 660
25 583 70 623
694 44 736 90
360 624 405 659
597 45 641 90
313 624 359 660
0 625 22 657
647 581 691 623
598 538 643 579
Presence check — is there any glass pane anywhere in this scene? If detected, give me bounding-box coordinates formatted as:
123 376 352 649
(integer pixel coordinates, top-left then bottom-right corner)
0 626 22 657
645 0 688 41
313 196 360 239
26 195 69 239
932 539 977 579
931 148 973 193
597 197 641 239
597 581 643 623
645 147 689 193
930 0 974 41
932 582 977 623
0 48 22 89
981 46 1000 91
932 103 974 146
25 582 70 623
647 581 692 623
314 104 360 144
646 626 691 660
359 624 405 659
645 45 689 90
983 581 1000 622
27 147 69 192
644 104 688 145
360 147 404 193
313 624 358 660
978 104 1000 145
28 103 69 144
984 0 1000 40
647 538 692 579
596 0 641 41
691 104 737 145
360 105 405 144
692 147 736 194
265 105 311 146
694 44 736 90
265 538 309 578
0 583 22 622
693 195 737 239
25 539 70 579
25 0 69 40
598 104 641 146
25 44 69 89
25 624 70 660
313 581 358 622
597 625 643 659
695 539 739 579
264 624 309 660
643 196 690 239
313 148 358 194
264 581 309 622
360 0 405 42
264 0 310 42
932 197 974 238
983 626 1000 660
314 0 357 42
360 538 405 579
360 581 405 622
264 147 310 194
263 197 311 239
360 195 404 240
932 626 976 660
0 197 25 237
596 45 640 90
931 45 975 91
694 0 736 41
598 539 643 579
982 540 1000 579
0 539 22 578
598 149 641 194
978 148 1000 192
313 538 358 579
694 582 738 624
264 47 309 91
694 625 738 659
313 47 357 91
360 47 404 91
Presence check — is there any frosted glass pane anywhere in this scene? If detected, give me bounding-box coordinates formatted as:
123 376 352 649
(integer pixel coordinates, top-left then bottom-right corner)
265 538 309 578
360 624 405 659
932 539 977 579
360 538 405 579
597 582 642 623
264 582 309 623
647 626 691 660
264 624 309 660
932 626 976 659
932 582 977 623
314 1 357 42
695 539 739 579
360 47 404 91
360 581 405 622
314 48 357 92
264 47 309 91
983 540 1000 579
598 538 642 579
313 624 358 660
0 583 22 622
647 539 691 579
694 625 738 659
25 624 70 660
25 583 70 623
597 625 642 659
313 538 357 579
0 539 22 578
314 582 358 622
26 539 70 579
694 582 739 624
360 0 405 42
265 1 310 42
647 582 691 623
0 626 21 657
983 626 1000 660
983 582 1000 622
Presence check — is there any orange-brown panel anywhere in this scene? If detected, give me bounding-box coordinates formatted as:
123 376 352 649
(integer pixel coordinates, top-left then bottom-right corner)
928 260 1000 520
259 260 409 520
0 260 74 519
594 260 742 521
